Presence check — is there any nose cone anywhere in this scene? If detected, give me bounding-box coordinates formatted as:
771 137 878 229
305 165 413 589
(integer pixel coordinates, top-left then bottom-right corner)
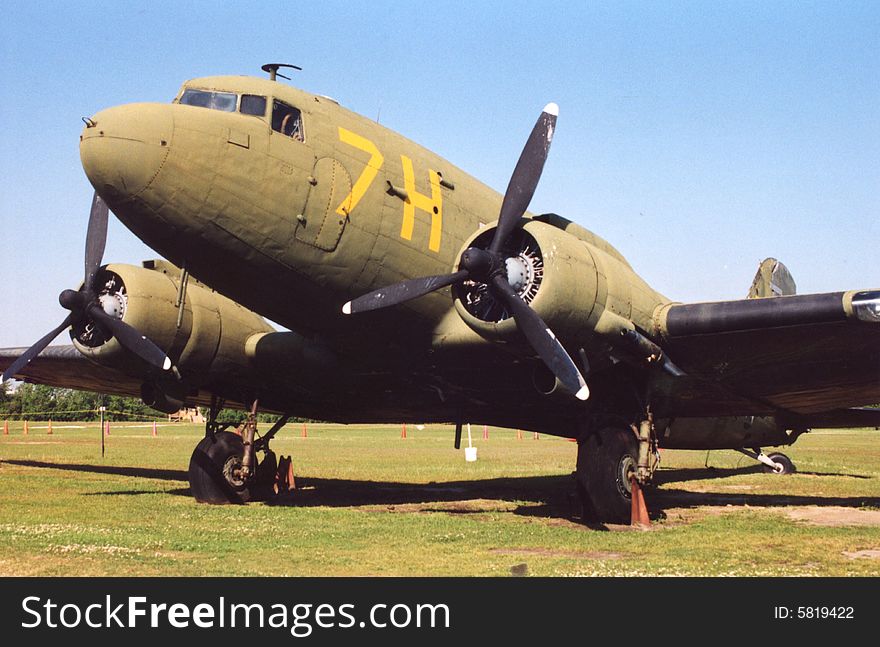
80 103 173 204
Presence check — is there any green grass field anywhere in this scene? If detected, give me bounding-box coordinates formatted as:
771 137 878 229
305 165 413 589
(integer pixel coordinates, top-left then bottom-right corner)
1 421 879 576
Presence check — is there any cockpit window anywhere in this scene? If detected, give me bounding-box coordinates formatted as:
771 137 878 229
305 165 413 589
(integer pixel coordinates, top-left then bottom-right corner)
179 89 237 112
241 94 267 117
272 100 304 142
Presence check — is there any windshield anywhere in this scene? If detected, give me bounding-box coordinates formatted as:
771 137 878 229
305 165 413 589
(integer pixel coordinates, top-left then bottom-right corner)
179 89 237 112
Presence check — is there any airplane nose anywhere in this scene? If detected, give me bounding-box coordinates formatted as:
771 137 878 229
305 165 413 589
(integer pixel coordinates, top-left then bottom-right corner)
80 103 173 204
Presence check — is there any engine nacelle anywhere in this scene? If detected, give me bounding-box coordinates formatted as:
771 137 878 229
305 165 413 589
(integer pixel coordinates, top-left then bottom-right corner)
71 260 274 380
449 218 664 359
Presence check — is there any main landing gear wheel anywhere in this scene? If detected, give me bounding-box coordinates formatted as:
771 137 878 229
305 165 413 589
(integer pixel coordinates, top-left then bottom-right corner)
188 431 268 504
576 427 639 524
762 452 796 475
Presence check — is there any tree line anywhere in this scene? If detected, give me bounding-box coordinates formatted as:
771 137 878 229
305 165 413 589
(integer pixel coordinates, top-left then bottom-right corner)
0 382 160 421
0 383 297 423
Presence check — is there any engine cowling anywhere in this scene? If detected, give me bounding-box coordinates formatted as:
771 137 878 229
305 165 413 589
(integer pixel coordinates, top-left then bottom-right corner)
452 219 607 347
71 261 274 380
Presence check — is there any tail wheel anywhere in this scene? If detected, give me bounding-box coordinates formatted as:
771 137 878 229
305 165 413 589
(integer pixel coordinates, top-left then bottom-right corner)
763 452 796 475
189 431 258 504
577 426 638 524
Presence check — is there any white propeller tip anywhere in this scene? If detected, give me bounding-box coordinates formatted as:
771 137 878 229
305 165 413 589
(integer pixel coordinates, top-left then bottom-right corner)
162 357 172 371
342 302 352 315
575 384 590 401
543 102 559 117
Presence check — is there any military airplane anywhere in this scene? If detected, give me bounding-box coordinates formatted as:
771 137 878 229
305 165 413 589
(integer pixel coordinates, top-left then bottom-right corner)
2 64 879 524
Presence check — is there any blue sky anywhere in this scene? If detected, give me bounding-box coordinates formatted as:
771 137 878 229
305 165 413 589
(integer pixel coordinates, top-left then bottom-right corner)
1 1 877 346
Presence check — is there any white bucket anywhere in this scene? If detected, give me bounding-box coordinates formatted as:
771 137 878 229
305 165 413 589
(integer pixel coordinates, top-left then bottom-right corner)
465 446 478 462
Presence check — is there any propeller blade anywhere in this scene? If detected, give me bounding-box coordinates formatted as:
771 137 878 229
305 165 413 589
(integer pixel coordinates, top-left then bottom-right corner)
87 304 172 371
490 275 588 400
84 192 109 292
1 313 75 383
343 270 470 315
489 103 558 255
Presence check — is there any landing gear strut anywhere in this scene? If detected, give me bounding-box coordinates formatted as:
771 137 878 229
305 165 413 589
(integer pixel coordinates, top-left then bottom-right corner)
187 397 290 503
576 411 660 525
736 447 796 474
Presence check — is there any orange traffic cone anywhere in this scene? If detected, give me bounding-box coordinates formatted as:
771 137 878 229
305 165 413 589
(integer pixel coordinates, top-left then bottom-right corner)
482 425 489 440
23 420 28 435
401 423 407 439
47 420 53 435
3 420 8 435
301 423 307 438
286 458 296 490
630 477 651 527
151 421 158 437
104 421 110 436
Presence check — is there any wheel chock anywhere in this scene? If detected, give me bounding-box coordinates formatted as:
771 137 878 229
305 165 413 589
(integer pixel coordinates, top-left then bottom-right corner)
275 455 296 494
630 477 650 527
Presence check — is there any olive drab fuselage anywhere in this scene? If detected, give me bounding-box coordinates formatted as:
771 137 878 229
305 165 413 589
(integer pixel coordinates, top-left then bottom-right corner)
80 75 666 367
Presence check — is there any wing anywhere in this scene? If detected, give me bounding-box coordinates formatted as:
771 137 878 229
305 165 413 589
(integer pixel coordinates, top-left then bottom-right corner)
654 289 880 418
1 345 147 398
0 345 228 410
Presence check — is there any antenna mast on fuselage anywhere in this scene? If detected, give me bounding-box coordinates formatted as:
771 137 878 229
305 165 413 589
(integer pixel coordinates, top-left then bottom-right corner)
261 63 302 82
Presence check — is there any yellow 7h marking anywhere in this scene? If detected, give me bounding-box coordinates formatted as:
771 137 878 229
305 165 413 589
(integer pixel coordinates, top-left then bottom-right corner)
400 155 443 253
336 127 384 217
336 128 442 252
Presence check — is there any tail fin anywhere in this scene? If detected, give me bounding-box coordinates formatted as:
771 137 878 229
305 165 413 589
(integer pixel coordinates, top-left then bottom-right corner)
747 258 796 298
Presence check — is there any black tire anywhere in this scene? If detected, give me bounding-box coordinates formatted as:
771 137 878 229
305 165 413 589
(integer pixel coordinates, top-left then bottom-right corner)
577 427 638 524
188 431 256 504
762 452 796 475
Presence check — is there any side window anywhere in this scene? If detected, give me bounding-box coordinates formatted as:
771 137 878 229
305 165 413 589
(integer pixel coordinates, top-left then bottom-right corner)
272 100 304 142
241 94 267 117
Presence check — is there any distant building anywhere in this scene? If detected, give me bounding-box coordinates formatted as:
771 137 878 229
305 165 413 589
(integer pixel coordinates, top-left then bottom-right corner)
168 407 205 423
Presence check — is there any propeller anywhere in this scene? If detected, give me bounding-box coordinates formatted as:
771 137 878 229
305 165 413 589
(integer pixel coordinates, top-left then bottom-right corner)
1 193 172 383
343 104 589 400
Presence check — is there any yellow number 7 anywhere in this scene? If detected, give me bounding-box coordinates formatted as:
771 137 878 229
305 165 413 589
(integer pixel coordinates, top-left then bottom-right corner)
336 127 384 217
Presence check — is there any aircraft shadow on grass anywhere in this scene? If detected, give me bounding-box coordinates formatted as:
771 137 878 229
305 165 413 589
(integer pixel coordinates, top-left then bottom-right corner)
653 465 873 484
3 459 187 482
5 459 879 527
